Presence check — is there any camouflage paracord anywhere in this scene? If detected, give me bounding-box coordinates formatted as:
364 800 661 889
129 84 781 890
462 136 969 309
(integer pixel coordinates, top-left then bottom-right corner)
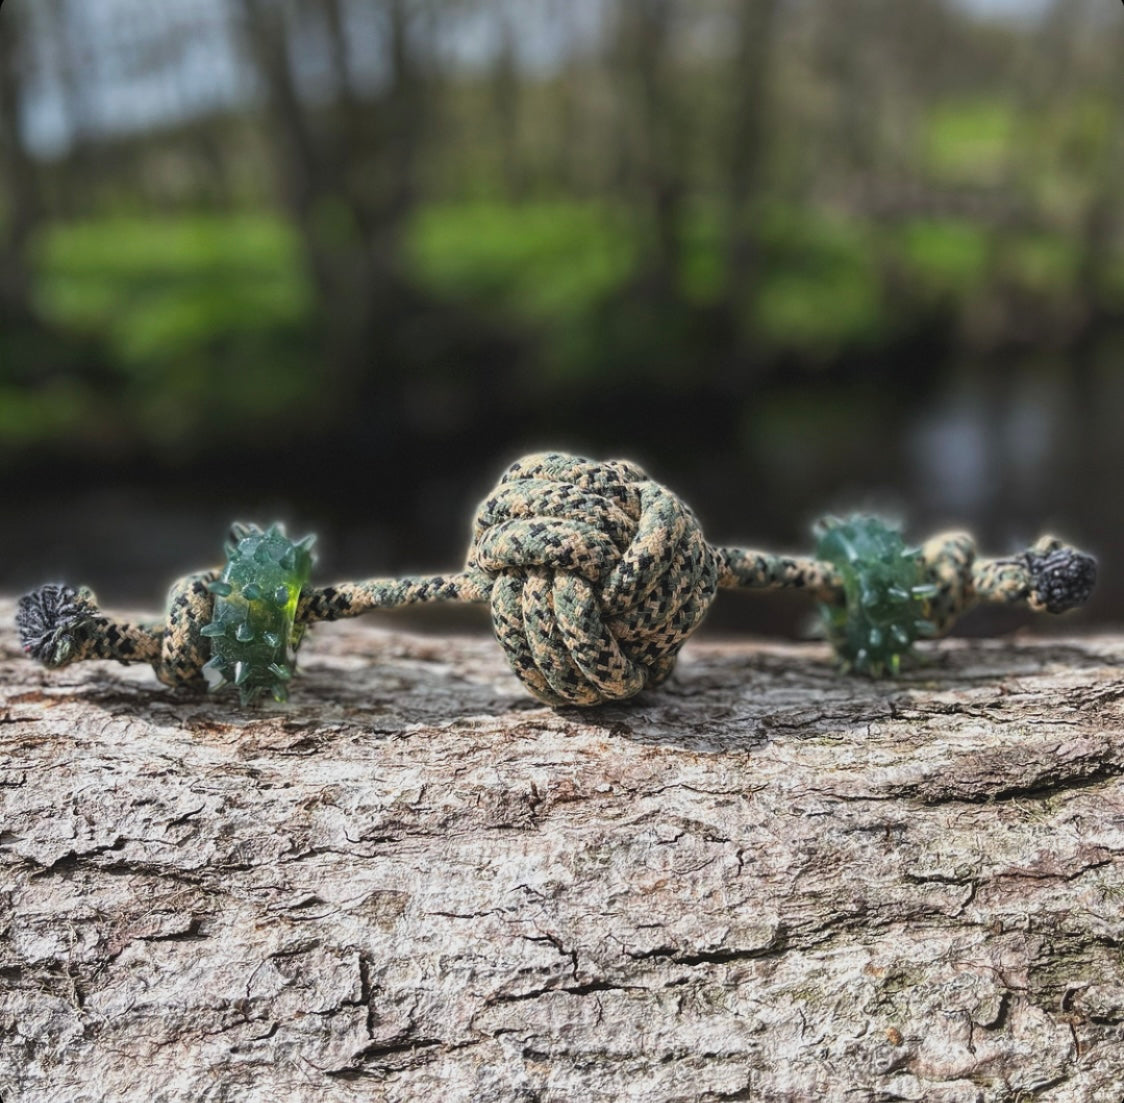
16 452 1097 707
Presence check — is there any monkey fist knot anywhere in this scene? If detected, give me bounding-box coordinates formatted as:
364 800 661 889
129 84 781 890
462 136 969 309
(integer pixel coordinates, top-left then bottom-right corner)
466 453 720 706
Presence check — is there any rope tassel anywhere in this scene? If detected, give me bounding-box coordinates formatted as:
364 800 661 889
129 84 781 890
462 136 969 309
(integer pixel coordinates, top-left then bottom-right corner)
16 452 1097 707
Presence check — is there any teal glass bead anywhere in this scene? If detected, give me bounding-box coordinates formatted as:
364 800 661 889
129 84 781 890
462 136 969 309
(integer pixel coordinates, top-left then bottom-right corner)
815 516 936 676
203 523 315 704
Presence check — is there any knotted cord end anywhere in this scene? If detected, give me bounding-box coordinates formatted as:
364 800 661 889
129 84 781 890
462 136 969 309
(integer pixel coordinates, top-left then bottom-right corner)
1026 542 1097 614
17 584 99 668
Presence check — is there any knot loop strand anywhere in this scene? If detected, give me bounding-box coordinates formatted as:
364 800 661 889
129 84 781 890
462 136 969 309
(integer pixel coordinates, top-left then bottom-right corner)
918 531 977 635
488 572 557 702
609 525 714 646
472 519 617 585
598 482 694 614
155 571 219 689
527 571 627 705
471 482 638 558
493 452 647 503
91 616 163 665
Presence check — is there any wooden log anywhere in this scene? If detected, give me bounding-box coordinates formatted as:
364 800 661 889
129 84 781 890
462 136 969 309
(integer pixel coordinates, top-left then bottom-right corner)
1 597 1122 1102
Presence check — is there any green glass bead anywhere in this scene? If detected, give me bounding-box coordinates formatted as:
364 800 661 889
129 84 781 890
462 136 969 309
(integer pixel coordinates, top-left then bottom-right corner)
203 523 315 705
815 516 935 676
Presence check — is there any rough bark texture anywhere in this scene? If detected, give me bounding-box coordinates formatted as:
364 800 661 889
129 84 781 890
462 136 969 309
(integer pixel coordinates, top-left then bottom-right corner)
1 596 1123 1103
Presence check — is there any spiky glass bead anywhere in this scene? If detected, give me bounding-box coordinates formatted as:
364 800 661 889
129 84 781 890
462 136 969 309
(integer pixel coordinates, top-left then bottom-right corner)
203 523 315 704
815 516 936 676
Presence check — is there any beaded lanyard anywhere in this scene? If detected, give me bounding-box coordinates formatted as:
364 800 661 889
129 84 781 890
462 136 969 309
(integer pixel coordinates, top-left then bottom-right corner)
16 452 1096 707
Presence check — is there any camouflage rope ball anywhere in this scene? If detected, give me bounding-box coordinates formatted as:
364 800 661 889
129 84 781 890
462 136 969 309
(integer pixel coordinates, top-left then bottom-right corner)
16 451 1098 708
465 453 720 705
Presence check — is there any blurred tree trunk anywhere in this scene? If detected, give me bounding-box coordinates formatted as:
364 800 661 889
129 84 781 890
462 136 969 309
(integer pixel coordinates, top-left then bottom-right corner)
491 6 525 203
549 0 582 195
724 0 781 323
236 0 338 303
614 0 685 295
320 0 359 124
815 0 880 188
0 4 41 325
317 0 409 282
234 0 427 392
974 0 1082 349
43 0 92 218
320 0 374 237
383 0 422 238
1075 3 1124 325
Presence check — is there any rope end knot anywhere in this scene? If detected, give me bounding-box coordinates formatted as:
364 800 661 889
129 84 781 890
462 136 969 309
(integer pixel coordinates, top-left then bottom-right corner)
1025 539 1096 614
17 584 99 668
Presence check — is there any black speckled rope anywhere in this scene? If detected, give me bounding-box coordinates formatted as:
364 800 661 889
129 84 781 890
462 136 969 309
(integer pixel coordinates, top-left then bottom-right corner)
16 451 1097 707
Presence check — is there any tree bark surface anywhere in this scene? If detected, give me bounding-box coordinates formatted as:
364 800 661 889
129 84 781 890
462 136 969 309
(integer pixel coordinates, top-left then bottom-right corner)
1 598 1122 1103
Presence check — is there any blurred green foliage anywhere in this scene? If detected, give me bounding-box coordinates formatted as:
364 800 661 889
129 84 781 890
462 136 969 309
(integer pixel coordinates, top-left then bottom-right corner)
18 174 1110 454
895 220 990 295
750 208 886 353
29 215 318 450
409 202 636 326
926 99 1016 182
1 0 1122 472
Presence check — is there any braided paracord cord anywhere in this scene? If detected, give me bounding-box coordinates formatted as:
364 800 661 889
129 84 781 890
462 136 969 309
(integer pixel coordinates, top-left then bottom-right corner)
16 452 1097 707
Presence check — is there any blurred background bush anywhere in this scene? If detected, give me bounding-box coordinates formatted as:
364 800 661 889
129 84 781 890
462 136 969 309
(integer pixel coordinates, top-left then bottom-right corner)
0 0 1120 635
